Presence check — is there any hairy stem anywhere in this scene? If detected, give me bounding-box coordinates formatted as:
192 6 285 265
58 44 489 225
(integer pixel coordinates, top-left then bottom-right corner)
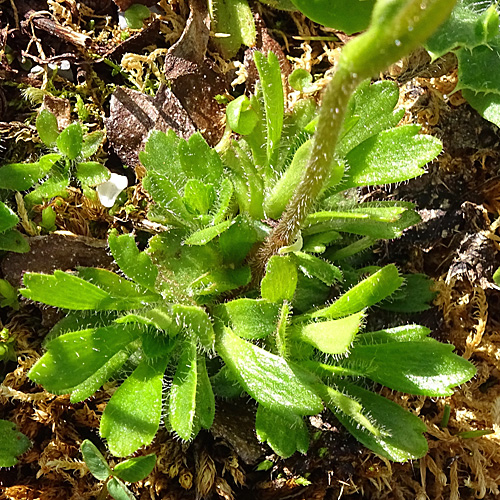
256 0 457 275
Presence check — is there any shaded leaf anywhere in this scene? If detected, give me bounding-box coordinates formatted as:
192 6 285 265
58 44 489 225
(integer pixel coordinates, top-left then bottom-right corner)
36 109 60 147
107 477 135 500
80 439 112 481
0 419 31 467
332 381 428 462
56 123 83 160
256 405 309 458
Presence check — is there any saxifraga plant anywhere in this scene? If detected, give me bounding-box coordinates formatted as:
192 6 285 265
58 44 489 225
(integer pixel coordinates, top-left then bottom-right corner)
21 0 474 463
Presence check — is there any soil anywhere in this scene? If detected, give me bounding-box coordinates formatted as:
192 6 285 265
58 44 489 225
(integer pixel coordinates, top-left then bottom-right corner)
1 1 500 499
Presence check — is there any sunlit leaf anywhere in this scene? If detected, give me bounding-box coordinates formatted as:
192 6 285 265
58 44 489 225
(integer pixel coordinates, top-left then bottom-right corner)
113 454 156 483
216 326 323 415
101 355 168 457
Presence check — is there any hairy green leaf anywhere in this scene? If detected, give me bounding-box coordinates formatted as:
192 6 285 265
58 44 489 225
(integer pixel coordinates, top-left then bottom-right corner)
215 298 280 339
332 381 428 462
254 51 284 166
57 123 83 160
347 340 476 396
292 252 342 286
113 454 156 483
172 304 215 351
169 339 198 440
216 326 323 415
80 439 112 481
426 0 499 58
226 95 259 135
107 477 135 500
108 230 158 290
81 130 105 158
256 405 309 458
0 419 31 467
101 356 168 456
261 255 297 303
0 202 19 233
28 323 141 394
306 265 403 320
76 162 110 187
296 311 364 355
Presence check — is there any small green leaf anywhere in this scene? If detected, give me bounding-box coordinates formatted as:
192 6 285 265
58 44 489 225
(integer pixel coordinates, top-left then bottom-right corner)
289 0 375 35
0 155 60 190
0 419 31 467
215 298 280 339
0 202 19 232
208 0 256 58
184 220 233 245
0 229 30 253
341 125 442 188
70 348 134 403
81 130 105 158
254 51 284 165
292 252 342 286
261 255 297 303
212 177 234 225
76 162 110 187
56 123 83 160
195 356 215 430
41 206 57 232
28 324 141 394
36 110 60 147
347 340 476 396
22 269 159 311
295 311 364 355
183 179 216 216
107 477 135 500
332 381 428 462
227 95 259 135
288 68 314 92
24 170 70 206
216 326 323 415
178 132 224 185
124 3 150 29
169 339 198 440
101 355 168 457
306 265 403 320
256 405 309 458
318 384 380 437
172 304 215 351
80 439 112 481
108 230 158 290
219 215 260 265
113 454 156 483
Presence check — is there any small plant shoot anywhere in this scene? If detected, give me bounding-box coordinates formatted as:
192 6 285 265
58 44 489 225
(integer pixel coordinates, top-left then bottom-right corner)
21 0 475 464
0 110 109 207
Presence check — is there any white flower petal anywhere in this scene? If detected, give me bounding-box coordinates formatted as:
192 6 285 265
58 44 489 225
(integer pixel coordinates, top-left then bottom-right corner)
96 173 128 208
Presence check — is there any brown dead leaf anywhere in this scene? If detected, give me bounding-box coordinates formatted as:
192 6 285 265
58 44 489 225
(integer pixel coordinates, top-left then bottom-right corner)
41 95 71 131
105 85 196 167
158 0 228 145
102 19 164 61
